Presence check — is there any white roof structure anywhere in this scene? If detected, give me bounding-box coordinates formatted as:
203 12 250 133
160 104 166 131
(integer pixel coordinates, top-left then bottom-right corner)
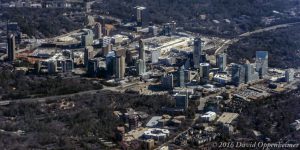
143 128 170 141
217 112 239 124
146 116 162 127
201 111 216 118
135 6 146 10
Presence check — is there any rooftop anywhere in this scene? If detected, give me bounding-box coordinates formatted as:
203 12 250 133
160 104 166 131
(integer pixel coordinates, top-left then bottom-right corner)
146 116 162 128
217 112 239 124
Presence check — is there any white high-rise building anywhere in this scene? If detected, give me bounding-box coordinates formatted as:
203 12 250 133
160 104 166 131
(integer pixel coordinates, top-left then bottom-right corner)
255 51 268 78
116 56 126 79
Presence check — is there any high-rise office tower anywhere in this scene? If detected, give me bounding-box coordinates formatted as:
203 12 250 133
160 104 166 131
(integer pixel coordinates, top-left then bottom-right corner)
136 6 146 27
162 21 176 36
35 61 41 74
162 74 174 90
102 43 112 57
151 50 160 63
200 53 207 63
216 53 227 72
193 37 202 69
47 60 57 74
149 26 158 36
65 59 74 72
103 27 110 36
136 39 146 75
94 23 102 39
87 59 99 77
106 51 116 76
184 58 191 70
255 51 268 78
81 29 94 46
60 60 67 73
174 93 189 110
179 65 185 87
139 39 145 60
200 63 210 79
84 46 94 68
128 115 139 131
70 49 74 61
244 63 259 83
285 69 295 83
7 34 16 62
85 1 92 13
136 59 146 75
115 55 126 79
231 63 246 86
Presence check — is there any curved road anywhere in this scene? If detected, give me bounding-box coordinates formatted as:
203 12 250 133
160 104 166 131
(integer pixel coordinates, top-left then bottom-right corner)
214 21 300 55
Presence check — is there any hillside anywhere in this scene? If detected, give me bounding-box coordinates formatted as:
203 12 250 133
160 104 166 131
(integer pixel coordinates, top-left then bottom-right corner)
227 25 300 69
0 90 174 149
0 8 83 38
94 0 300 37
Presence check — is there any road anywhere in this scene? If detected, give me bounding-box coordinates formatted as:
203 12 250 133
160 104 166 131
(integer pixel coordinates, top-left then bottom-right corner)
156 113 200 150
214 21 300 55
0 89 103 106
0 81 143 106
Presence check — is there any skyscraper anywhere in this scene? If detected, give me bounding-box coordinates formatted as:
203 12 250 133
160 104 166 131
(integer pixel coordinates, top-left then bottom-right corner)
81 29 94 47
285 69 294 83
115 55 126 79
244 63 259 83
94 23 102 39
231 63 246 86
139 39 145 60
149 26 158 36
216 53 227 72
102 43 112 57
179 65 185 87
162 22 175 36
136 39 146 75
151 50 160 63
7 34 16 62
87 59 99 77
174 93 189 110
136 59 146 75
200 63 210 80
47 60 57 74
136 6 146 27
128 115 139 131
84 46 94 68
106 51 116 76
162 74 174 90
255 51 268 78
193 37 202 69
65 59 74 72
200 53 207 63
60 60 67 73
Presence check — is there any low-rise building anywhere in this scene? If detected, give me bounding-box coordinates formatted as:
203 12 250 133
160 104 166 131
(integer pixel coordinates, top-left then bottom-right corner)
214 73 231 85
143 128 170 141
200 111 217 122
217 112 239 125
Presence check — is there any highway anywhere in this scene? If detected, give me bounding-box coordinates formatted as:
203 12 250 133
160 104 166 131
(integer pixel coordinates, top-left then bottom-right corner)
0 81 143 106
0 89 104 106
214 21 300 55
